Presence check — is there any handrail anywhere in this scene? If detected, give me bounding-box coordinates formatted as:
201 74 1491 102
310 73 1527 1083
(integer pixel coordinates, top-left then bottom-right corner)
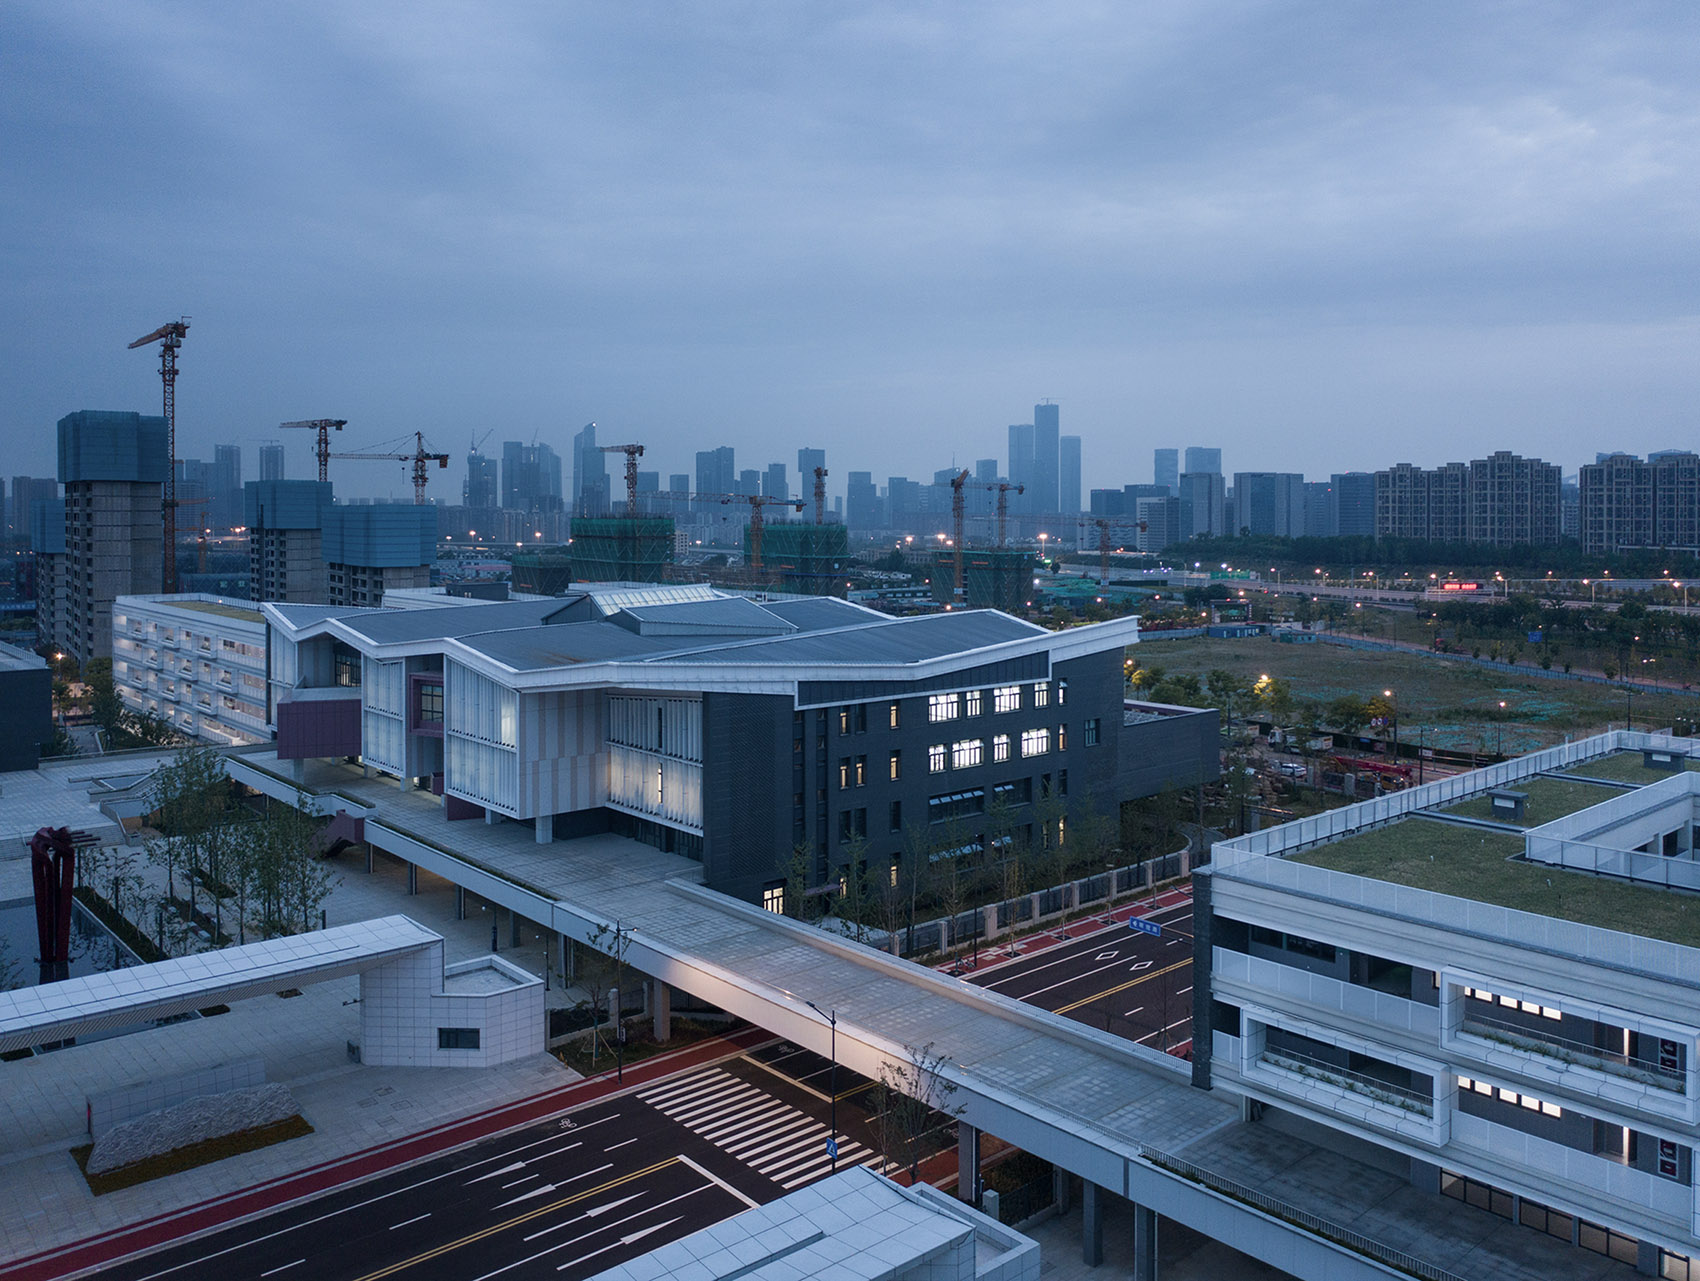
1260 1047 1433 1112
1461 1011 1684 1088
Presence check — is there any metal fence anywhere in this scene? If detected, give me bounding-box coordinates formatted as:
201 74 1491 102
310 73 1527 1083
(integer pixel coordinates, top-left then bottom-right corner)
1137 1146 1473 1281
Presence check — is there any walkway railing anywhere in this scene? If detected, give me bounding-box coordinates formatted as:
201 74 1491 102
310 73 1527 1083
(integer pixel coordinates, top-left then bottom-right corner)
1138 1145 1473 1281
1460 1011 1684 1089
1260 1048 1433 1114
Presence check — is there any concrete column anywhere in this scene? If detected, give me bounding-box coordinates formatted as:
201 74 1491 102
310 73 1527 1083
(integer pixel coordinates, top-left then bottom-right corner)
560 934 573 983
290 759 306 783
456 886 465 920
398 772 409 793
984 902 999 939
956 1123 980 1204
362 763 373 779
407 862 417 895
484 808 496 825
652 980 671 1042
509 907 520 948
364 844 373 874
1131 1201 1158 1281
1082 1180 1103 1267
1053 1167 1071 1215
535 813 553 845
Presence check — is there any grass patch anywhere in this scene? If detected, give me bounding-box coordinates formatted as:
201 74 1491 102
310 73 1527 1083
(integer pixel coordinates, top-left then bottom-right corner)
1293 817 1700 947
72 885 166 963
1437 776 1624 827
1564 751 1700 785
70 1115 313 1195
550 1016 730 1077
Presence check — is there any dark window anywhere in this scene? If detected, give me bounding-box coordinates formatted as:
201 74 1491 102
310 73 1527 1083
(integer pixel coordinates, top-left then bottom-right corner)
840 811 853 842
929 788 986 824
889 800 902 832
418 683 444 724
854 705 868 733
334 652 361 687
1084 717 1101 746
438 1027 481 1050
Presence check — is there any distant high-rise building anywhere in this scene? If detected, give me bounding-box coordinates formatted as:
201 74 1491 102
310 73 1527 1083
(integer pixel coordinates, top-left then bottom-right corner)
668 472 690 496
10 476 55 538
1232 473 1306 537
1135 496 1181 551
502 440 563 513
1059 435 1081 515
1178 472 1226 539
1331 472 1376 538
212 444 242 528
1560 475 1580 540
1374 452 1558 546
1008 424 1036 514
1154 448 1179 495
737 469 761 498
1184 446 1222 476
259 443 286 483
38 411 168 662
464 451 499 508
1303 480 1335 537
797 447 825 494
696 446 735 516
571 422 609 515
1032 402 1060 514
846 471 880 531
763 462 789 500
245 480 433 606
1579 452 1700 554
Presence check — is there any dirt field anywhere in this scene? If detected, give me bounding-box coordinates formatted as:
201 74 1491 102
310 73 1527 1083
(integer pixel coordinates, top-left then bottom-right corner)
1136 633 1700 753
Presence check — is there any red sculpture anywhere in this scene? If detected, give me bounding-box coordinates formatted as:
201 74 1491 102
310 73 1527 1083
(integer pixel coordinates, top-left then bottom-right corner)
30 826 76 969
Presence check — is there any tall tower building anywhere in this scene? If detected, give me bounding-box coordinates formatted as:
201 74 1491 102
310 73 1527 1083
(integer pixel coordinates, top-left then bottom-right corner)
797 447 825 495
1154 449 1179 495
1184 446 1222 475
464 451 499 508
213 443 243 528
258 443 286 483
695 446 735 516
571 422 609 515
502 441 564 513
1007 424 1036 514
1059 435 1081 515
1032 401 1060 514
763 462 789 500
42 411 168 662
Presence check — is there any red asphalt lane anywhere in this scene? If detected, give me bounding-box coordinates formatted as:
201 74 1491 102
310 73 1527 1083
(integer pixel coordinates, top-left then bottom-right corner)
2 1024 776 1281
938 884 1193 978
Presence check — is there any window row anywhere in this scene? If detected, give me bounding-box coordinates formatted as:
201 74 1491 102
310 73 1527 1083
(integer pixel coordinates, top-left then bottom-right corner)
928 728 1063 773
1456 1075 1562 1117
1463 986 1563 1021
927 681 1066 724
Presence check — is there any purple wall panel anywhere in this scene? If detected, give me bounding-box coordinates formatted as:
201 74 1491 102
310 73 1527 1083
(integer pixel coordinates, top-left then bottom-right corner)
277 696 363 760
444 793 485 821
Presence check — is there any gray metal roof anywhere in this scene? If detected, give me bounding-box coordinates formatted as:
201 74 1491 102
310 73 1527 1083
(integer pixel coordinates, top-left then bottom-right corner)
755 596 885 631
338 598 576 645
268 603 377 629
613 596 796 636
455 620 711 670
659 609 1046 666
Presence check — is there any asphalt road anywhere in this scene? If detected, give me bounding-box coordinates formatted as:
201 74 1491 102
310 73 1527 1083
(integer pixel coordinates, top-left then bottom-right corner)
967 896 1195 1052
91 1047 899 1281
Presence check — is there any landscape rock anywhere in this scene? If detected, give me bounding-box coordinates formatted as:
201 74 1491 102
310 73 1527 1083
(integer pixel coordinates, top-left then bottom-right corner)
86 1082 302 1176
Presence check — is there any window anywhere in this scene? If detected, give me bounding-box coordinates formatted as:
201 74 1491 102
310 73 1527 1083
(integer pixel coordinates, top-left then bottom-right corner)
335 652 361 687
951 738 983 769
992 733 1011 762
889 702 901 729
929 788 986 823
1439 1170 1512 1220
854 756 867 786
1021 728 1051 758
1033 682 1050 708
1463 986 1562 1020
854 704 867 733
762 884 785 914
889 750 901 781
1084 717 1101 746
1058 769 1068 797
928 744 947 774
1057 723 1067 750
993 685 1021 713
889 800 903 832
965 688 983 717
438 1027 481 1050
840 811 853 842
839 758 851 789
1057 680 1067 705
1579 1220 1640 1266
928 693 961 723
418 682 444 724
839 708 851 734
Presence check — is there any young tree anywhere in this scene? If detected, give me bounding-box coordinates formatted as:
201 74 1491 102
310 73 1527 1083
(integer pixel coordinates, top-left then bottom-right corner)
579 919 633 1073
829 836 878 945
784 840 819 922
874 1041 964 1183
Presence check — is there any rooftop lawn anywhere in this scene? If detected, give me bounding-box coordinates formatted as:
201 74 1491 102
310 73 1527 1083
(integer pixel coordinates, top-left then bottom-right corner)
172 599 264 623
1291 817 1700 948
1436 775 1624 827
1562 751 1700 785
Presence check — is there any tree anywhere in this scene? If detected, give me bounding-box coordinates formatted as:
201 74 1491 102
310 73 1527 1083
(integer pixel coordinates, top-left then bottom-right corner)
580 919 633 1072
829 837 878 945
784 840 819 922
874 1041 964 1183
1326 695 1371 735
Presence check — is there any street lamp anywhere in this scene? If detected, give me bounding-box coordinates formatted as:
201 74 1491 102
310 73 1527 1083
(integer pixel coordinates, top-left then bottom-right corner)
1382 690 1398 771
1496 700 1506 759
804 1000 839 1173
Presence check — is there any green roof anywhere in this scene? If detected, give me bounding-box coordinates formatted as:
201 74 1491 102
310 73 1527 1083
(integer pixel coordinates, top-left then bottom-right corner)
1292 816 1700 948
1435 775 1624 827
172 599 264 623
1562 750 1700 785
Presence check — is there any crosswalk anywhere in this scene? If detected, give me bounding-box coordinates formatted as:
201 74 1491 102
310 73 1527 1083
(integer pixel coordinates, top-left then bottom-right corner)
636 1067 885 1190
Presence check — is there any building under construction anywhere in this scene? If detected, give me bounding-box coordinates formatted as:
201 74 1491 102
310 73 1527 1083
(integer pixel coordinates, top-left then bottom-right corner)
568 516 673 583
931 548 1034 613
510 545 575 596
746 521 851 597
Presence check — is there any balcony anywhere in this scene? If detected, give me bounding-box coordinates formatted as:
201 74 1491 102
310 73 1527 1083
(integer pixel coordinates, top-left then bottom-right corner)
1460 1009 1684 1094
1260 1046 1434 1118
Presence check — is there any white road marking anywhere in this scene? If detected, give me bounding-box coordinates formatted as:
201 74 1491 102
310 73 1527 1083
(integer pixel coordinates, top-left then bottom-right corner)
494 1163 612 1210
259 1263 304 1278
678 1153 760 1208
466 1160 526 1185
500 1174 538 1188
605 1137 639 1151
388 1214 430 1231
555 1218 681 1273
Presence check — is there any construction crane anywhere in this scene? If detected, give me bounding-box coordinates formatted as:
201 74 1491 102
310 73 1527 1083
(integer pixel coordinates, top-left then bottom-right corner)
470 428 494 454
983 482 1024 548
1080 516 1147 584
328 431 451 504
947 470 970 599
717 494 805 572
280 419 347 483
598 443 645 516
812 466 828 526
128 319 190 591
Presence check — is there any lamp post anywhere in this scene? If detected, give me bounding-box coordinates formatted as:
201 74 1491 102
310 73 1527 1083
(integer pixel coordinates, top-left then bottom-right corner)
1496 701 1506 759
805 1000 839 1173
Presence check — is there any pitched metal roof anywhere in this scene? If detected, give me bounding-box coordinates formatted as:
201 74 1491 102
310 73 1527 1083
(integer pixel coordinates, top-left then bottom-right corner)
656 609 1046 667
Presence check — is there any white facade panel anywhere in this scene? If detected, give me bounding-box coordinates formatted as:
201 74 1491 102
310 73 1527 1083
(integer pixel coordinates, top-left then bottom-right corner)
445 663 519 813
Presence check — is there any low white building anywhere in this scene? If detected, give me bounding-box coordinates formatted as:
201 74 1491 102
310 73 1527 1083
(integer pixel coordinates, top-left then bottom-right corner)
112 594 270 746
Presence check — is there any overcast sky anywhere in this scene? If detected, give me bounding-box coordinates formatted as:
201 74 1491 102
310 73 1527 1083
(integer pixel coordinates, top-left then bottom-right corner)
4 2 1697 502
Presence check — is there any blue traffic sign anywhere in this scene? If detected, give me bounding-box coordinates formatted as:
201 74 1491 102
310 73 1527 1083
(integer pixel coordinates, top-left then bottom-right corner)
1129 917 1162 938
826 1137 839 1159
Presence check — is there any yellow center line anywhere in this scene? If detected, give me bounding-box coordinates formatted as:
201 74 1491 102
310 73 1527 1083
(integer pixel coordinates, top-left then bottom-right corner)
351 1156 679 1281
1054 958 1191 1015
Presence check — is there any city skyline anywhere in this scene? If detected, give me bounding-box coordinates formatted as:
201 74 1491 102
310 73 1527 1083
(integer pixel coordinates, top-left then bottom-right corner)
4 5 1697 493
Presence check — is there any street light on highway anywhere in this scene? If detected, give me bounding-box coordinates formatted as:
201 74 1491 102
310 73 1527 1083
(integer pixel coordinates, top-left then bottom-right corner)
804 1000 840 1173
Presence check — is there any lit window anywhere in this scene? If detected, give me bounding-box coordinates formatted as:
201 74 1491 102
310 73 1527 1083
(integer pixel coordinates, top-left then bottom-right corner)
1021 728 1051 758
1057 723 1068 750
1033 682 1050 707
992 734 1010 763
928 744 947 774
839 758 851 789
1057 680 1067 706
951 739 983 769
966 688 983 717
993 685 1021 714
889 750 901 781
762 885 785 914
889 702 900 729
928 693 961 723
854 756 867 787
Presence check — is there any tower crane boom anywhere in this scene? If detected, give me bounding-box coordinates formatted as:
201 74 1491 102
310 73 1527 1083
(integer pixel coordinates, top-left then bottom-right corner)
129 318 189 591
279 419 348 483
598 443 646 517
